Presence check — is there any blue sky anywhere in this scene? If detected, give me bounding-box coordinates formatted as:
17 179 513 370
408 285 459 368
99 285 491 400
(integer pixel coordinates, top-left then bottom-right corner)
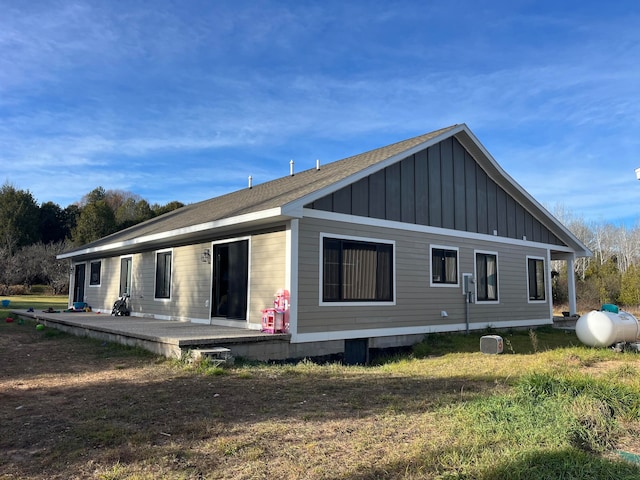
2 1 640 226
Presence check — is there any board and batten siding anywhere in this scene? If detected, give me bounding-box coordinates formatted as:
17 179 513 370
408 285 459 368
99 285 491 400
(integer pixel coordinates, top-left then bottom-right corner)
296 216 551 336
308 136 563 247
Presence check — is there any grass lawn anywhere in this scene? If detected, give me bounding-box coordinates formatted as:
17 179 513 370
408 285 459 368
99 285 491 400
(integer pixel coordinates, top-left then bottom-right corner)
2 310 640 479
0 294 69 313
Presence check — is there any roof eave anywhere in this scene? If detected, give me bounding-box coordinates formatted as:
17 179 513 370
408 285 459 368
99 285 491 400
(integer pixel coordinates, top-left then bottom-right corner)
57 207 290 260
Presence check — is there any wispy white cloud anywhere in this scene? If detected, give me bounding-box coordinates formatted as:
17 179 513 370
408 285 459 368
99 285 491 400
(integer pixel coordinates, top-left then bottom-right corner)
1 0 640 223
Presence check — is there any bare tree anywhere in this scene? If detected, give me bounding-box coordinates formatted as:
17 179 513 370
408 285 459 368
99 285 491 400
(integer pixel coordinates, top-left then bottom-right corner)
40 241 72 295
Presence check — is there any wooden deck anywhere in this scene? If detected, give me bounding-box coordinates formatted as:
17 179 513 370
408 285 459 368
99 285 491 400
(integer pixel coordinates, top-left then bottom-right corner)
11 309 291 360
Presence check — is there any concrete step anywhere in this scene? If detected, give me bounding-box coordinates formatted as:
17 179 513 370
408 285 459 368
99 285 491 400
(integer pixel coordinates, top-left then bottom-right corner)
189 347 234 366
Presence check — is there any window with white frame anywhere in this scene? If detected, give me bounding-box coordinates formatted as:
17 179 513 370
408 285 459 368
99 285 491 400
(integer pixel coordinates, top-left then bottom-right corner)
120 257 132 296
527 257 546 301
322 236 393 303
155 250 172 299
89 260 101 286
476 251 498 302
431 246 459 286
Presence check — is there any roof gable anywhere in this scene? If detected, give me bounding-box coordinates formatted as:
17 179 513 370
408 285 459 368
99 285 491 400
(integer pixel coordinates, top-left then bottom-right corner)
59 124 590 259
306 134 566 248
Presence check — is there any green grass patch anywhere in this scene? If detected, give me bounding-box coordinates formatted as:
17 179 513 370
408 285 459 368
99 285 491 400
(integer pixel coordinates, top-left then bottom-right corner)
412 326 580 357
438 370 640 477
0 294 68 317
517 371 640 420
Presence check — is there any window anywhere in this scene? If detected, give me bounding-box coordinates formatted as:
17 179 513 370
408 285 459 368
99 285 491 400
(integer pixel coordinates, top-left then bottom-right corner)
322 236 393 303
528 257 546 301
155 251 172 299
89 261 101 286
120 257 132 296
431 247 458 285
476 252 498 302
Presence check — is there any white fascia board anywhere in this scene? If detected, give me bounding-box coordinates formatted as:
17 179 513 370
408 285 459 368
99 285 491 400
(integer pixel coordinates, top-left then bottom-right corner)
304 208 579 254
57 207 284 259
281 125 467 218
457 127 591 257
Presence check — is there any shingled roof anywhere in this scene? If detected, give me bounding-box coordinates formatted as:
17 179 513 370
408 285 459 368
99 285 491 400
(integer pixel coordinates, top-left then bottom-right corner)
60 125 459 258
60 124 591 260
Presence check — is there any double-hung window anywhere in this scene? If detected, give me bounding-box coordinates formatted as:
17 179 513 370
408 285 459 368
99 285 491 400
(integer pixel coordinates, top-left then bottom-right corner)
431 246 458 286
322 235 394 303
476 251 498 302
155 250 172 299
527 257 546 301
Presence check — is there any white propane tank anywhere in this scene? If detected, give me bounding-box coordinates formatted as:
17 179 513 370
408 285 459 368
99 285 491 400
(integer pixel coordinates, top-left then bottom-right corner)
575 310 640 347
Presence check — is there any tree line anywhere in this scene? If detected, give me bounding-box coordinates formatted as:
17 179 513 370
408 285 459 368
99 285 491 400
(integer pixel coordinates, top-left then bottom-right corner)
0 183 183 295
550 206 640 311
2 180 640 312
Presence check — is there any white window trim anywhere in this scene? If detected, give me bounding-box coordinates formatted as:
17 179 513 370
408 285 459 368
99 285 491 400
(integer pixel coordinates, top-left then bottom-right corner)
88 260 102 287
319 232 396 307
474 249 500 304
154 248 173 302
526 255 547 304
119 255 133 297
429 245 460 288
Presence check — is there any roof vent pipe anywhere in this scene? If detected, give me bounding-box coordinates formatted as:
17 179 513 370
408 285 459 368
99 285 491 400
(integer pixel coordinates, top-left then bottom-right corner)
290 159 294 176
316 159 320 170
248 175 252 189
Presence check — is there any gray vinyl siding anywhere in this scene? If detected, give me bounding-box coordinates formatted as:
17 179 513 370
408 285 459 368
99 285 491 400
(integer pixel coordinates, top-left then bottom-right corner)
126 244 211 320
82 258 121 311
249 230 287 326
297 217 550 335
79 229 286 324
308 137 564 247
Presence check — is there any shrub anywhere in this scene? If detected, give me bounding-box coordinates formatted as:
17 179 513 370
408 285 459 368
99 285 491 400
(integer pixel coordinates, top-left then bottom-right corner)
8 284 27 295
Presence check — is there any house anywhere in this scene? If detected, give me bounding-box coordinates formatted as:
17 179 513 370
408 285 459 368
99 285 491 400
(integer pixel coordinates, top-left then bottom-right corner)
58 124 590 360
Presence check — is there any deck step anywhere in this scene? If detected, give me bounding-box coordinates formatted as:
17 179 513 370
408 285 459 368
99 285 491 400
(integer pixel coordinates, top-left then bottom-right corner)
190 347 234 366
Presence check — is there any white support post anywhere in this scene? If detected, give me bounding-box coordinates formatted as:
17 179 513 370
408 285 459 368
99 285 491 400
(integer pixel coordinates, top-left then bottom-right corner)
567 256 577 316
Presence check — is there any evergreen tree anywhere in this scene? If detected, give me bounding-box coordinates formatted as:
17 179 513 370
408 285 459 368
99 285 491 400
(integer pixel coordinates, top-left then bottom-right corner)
620 263 640 307
72 200 117 245
0 183 40 253
152 200 185 217
39 201 70 243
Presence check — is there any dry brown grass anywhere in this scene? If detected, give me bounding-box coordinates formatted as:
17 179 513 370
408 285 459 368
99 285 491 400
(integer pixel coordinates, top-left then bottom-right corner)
0 321 503 480
3 319 640 479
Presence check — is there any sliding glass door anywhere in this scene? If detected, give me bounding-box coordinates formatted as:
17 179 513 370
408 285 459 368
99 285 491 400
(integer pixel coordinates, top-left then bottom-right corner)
211 240 248 320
